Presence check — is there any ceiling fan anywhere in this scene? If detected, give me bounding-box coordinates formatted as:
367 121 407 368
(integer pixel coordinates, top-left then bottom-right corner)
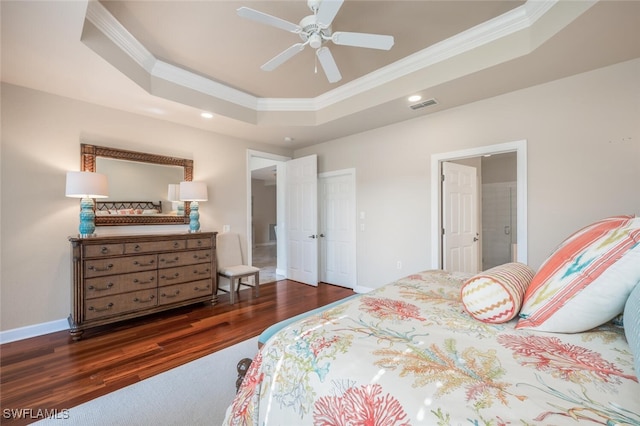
237 0 394 83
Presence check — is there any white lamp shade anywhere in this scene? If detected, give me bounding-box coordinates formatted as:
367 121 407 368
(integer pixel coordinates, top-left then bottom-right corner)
167 184 180 201
179 181 208 201
65 171 109 198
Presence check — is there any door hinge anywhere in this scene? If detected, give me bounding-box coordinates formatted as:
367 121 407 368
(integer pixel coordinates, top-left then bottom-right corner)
442 228 445 235
441 174 445 182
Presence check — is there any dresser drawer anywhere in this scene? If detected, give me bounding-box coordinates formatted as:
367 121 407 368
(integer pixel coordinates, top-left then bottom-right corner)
187 237 212 250
158 280 213 306
158 249 212 268
84 254 157 278
124 240 186 254
158 263 212 286
84 289 157 320
85 271 157 299
84 243 124 258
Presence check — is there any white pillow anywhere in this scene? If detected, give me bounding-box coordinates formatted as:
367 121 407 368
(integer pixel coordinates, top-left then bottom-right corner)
517 215 640 333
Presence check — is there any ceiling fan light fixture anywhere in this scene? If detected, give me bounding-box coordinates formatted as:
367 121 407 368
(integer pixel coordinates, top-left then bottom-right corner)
237 0 393 83
309 33 322 49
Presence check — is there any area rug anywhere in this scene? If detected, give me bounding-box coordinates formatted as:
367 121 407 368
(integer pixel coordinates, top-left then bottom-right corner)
36 337 258 425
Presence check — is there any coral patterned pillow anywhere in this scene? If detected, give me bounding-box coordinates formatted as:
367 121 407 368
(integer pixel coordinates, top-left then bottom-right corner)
517 215 640 333
461 262 535 323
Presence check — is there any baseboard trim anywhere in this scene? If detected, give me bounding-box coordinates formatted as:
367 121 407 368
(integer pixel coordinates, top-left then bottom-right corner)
0 318 69 344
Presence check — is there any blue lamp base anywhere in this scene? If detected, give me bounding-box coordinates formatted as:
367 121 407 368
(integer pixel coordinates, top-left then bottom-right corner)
78 197 96 238
189 201 201 233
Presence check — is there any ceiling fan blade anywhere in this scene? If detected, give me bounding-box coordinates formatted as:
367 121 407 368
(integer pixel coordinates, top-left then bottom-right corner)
316 0 344 29
331 31 394 50
316 47 342 83
237 7 301 33
261 43 306 71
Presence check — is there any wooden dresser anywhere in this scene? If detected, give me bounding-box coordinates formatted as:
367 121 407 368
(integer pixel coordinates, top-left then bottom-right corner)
68 232 217 340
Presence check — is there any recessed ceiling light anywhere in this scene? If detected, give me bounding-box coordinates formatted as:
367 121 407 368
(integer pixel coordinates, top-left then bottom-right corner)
408 95 422 102
284 136 294 142
200 112 214 119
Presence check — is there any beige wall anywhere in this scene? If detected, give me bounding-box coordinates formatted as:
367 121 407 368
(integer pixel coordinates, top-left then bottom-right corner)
251 179 277 246
2 58 639 335
296 59 640 288
0 83 291 332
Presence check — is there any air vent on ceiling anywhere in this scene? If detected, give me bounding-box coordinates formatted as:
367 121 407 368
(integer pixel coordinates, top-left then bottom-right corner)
409 98 438 110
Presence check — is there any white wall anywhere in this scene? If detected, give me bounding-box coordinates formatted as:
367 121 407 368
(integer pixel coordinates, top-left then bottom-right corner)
0 83 292 333
296 59 640 289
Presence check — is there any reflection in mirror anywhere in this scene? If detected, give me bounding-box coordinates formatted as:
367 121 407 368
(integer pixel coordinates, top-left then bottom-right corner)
81 144 193 226
96 158 183 213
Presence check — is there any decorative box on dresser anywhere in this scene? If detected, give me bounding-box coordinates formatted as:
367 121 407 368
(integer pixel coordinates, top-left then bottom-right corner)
68 232 217 340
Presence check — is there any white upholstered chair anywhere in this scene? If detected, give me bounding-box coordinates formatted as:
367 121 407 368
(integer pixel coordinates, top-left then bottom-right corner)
216 232 260 304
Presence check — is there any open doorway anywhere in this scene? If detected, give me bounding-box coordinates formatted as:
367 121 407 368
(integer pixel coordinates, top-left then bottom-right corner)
247 150 289 284
430 140 528 271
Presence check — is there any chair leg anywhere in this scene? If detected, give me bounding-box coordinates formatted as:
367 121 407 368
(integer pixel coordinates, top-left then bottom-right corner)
229 277 236 305
254 272 260 297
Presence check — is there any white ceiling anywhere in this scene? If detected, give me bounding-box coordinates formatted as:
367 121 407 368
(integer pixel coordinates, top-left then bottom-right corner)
2 1 640 149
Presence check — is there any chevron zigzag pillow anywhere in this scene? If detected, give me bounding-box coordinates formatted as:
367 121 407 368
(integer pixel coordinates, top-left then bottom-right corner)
461 262 535 323
517 215 640 333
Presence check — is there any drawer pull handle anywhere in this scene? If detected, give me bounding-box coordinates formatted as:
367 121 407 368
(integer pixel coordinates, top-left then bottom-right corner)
88 283 114 291
193 254 210 260
133 244 141 251
161 290 180 298
161 256 180 264
88 303 114 312
88 264 113 272
173 242 180 248
194 268 211 275
133 260 155 267
160 273 180 281
133 277 154 285
133 295 155 303
196 240 203 246
194 284 211 291
100 247 110 254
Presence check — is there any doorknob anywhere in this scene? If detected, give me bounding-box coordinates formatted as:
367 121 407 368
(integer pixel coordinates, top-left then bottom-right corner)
308 234 317 239
319 233 325 238
473 236 479 242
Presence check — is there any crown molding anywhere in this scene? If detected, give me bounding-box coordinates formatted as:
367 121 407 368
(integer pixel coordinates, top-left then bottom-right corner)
84 0 575 116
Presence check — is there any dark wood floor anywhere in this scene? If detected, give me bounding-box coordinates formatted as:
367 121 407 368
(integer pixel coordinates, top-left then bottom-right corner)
0 280 354 425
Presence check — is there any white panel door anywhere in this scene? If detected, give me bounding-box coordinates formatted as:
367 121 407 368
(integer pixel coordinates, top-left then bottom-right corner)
442 161 479 273
319 171 356 289
286 155 318 286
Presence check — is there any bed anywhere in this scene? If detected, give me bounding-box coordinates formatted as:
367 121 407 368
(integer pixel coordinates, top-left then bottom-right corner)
224 216 640 425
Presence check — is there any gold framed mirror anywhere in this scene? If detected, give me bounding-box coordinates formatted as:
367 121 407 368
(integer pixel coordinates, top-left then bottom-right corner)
81 144 193 226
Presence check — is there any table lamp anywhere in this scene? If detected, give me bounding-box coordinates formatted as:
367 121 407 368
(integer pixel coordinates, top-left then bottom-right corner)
167 183 184 216
179 181 208 232
65 171 109 237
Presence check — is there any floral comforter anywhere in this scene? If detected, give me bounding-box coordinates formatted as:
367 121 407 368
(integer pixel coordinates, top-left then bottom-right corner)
223 270 640 425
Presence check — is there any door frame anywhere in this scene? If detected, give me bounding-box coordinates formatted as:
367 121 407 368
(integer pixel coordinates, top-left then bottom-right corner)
430 140 528 269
